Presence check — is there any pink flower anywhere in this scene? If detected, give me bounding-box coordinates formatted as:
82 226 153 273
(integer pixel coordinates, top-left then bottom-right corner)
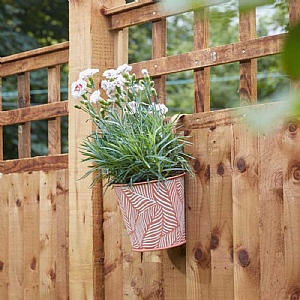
103 69 118 79
71 78 87 99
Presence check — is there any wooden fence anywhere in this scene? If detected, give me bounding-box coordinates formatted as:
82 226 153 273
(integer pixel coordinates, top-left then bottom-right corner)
0 43 69 299
1 0 300 299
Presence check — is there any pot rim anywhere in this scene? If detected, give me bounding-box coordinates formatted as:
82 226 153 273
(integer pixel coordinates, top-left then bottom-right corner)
113 172 185 188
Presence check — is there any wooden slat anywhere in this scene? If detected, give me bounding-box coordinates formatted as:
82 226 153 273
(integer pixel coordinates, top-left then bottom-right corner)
0 173 10 298
103 0 154 15
17 72 31 158
8 173 24 299
282 116 300 299
152 19 167 104
185 128 211 299
48 66 61 155
0 154 68 174
68 0 125 298
194 8 210 113
209 125 234 299
39 171 57 299
23 172 40 299
0 43 69 77
232 123 260 299
56 169 69 299
131 34 285 79
109 0 228 30
239 9 257 105
0 101 68 126
258 119 285 299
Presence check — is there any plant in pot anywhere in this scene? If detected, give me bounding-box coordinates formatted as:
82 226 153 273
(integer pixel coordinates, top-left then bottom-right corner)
71 64 193 251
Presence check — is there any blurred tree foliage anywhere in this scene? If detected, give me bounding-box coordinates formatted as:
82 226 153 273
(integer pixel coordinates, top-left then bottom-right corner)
0 0 292 159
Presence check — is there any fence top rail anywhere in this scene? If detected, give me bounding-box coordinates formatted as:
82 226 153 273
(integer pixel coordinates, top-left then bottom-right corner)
0 42 69 77
0 41 69 64
105 0 228 30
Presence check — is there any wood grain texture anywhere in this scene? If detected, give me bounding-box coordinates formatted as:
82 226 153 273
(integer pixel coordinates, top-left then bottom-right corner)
0 173 10 298
109 0 227 30
185 128 211 299
209 125 234 299
131 34 285 79
258 119 285 299
48 66 61 155
0 101 68 126
0 44 69 77
282 117 300 299
17 72 31 158
239 9 257 105
232 123 260 300
0 78 2 160
23 172 40 300
194 8 210 113
68 0 125 299
0 154 68 174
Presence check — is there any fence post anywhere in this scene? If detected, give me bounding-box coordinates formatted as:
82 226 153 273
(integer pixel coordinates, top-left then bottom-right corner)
68 0 124 299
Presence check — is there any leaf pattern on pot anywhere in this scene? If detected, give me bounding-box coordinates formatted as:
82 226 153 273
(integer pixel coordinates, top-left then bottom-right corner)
114 174 186 250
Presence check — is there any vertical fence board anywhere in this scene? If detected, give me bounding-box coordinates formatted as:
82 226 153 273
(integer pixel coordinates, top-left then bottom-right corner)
186 128 211 299
232 123 260 299
0 173 10 298
239 9 257 105
282 117 300 298
258 120 285 299
23 172 40 300
39 171 57 299
56 169 69 299
103 187 124 300
194 9 210 112
8 173 24 299
48 66 61 155
209 125 234 299
17 72 31 158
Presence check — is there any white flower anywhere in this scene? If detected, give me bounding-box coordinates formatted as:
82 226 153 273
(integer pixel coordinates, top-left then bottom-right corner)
71 78 87 99
90 90 101 103
124 101 138 114
103 69 118 79
114 75 126 87
154 103 168 115
79 68 99 80
141 69 149 76
117 64 132 74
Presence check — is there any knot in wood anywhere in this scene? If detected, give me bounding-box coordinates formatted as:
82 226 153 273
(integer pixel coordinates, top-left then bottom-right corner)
293 169 300 181
217 164 225 176
30 257 37 270
205 164 210 179
291 290 300 300
194 248 203 263
193 159 201 173
237 158 246 173
16 199 22 207
289 123 298 133
238 249 250 267
210 234 219 250
0 261 4 272
49 269 56 280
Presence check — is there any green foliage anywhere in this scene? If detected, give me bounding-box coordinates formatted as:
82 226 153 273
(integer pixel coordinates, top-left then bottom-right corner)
282 22 300 80
72 66 193 187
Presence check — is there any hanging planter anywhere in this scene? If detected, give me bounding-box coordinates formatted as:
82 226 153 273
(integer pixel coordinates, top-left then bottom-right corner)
114 173 186 252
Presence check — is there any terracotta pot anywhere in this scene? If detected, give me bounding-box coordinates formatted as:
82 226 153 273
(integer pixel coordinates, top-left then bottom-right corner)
113 173 186 251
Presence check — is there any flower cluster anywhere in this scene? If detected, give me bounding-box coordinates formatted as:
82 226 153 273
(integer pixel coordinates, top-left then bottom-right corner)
71 64 192 188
